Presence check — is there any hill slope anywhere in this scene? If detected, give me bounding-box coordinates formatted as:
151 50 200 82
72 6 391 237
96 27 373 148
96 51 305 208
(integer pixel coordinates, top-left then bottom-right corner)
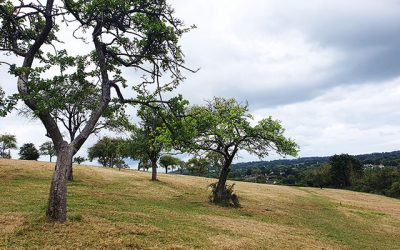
1 159 399 249
232 150 400 171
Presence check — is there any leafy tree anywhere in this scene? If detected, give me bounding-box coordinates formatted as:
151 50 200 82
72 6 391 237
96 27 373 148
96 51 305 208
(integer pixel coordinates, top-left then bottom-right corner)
88 137 125 168
120 106 166 181
330 154 363 188
0 133 17 158
173 97 298 205
187 157 209 176
19 143 39 160
39 141 56 162
0 0 192 221
73 156 86 165
159 155 180 173
137 158 151 172
177 160 187 174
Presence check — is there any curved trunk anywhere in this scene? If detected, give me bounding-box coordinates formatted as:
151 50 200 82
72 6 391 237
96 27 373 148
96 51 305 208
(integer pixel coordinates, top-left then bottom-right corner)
214 163 230 201
46 145 72 222
151 159 157 181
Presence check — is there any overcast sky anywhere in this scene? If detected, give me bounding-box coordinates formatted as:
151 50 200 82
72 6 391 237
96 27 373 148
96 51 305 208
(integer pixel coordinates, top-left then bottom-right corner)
1 0 400 164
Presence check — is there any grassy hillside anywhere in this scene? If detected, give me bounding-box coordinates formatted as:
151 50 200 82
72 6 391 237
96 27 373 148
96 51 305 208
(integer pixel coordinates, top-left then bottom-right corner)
1 159 399 249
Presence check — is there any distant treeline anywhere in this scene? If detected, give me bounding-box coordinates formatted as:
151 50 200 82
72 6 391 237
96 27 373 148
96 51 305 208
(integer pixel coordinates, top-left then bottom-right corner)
226 151 400 198
231 150 400 171
178 150 400 199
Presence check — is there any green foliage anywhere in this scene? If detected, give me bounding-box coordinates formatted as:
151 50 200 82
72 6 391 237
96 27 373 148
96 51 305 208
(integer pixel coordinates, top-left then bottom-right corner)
209 182 240 208
330 154 363 188
205 152 224 172
73 156 86 164
186 157 209 176
39 141 56 162
19 143 39 160
120 105 167 166
172 97 299 159
388 181 400 197
88 137 125 168
0 133 17 158
159 155 180 173
351 167 400 197
302 164 333 188
0 87 16 117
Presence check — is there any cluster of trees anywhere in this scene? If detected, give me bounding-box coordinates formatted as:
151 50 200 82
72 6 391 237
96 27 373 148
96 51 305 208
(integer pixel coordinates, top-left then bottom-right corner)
0 134 59 161
303 155 400 198
230 153 400 198
0 0 297 221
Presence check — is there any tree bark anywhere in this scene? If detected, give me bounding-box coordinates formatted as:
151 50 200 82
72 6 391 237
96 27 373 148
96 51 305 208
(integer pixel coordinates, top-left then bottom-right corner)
151 159 157 181
46 144 72 222
67 164 73 181
165 167 168 174
214 163 230 201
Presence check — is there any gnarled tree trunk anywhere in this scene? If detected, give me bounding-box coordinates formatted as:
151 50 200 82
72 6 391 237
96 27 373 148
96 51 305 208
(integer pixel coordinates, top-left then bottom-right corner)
46 143 73 222
214 163 230 202
213 154 235 203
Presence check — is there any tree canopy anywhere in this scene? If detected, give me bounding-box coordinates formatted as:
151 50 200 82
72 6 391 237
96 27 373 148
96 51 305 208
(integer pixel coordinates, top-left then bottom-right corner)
73 156 86 165
0 133 17 158
19 143 40 160
159 155 181 173
39 141 56 162
88 137 125 168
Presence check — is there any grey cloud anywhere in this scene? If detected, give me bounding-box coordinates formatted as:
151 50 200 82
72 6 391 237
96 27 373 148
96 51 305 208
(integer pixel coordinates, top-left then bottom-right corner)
175 0 400 108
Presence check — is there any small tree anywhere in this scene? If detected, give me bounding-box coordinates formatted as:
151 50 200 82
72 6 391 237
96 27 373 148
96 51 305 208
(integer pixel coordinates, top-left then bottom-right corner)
173 97 298 206
73 156 86 165
121 105 169 181
39 141 56 162
88 137 125 168
0 133 17 158
159 155 181 174
19 143 40 160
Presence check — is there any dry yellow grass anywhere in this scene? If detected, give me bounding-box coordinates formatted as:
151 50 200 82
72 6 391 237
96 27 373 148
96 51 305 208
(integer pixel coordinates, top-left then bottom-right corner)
0 159 399 249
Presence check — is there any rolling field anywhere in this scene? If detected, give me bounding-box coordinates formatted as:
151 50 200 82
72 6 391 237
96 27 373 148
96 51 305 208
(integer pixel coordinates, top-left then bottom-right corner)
0 159 399 249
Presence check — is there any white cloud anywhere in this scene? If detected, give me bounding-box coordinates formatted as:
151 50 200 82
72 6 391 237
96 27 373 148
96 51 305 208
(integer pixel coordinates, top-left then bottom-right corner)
252 78 400 157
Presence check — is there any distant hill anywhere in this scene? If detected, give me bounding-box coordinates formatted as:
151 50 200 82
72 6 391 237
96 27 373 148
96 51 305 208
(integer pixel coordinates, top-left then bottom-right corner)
232 150 400 170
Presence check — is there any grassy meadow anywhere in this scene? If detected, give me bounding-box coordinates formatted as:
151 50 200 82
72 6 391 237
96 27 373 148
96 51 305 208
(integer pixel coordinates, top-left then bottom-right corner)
0 159 399 249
